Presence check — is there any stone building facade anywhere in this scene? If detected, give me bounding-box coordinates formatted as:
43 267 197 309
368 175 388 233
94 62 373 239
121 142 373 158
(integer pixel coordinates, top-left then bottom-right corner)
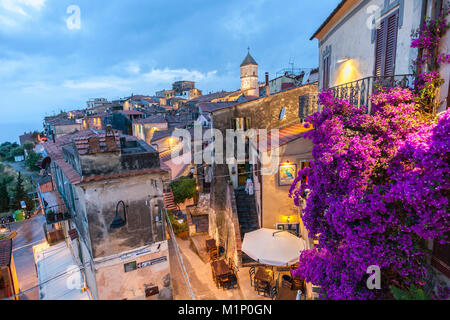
41 128 172 300
206 82 318 266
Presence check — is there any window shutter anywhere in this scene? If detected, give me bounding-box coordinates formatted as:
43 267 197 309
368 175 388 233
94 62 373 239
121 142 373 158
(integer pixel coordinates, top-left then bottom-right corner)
374 19 386 77
374 11 398 77
384 11 399 76
322 55 330 89
245 118 251 131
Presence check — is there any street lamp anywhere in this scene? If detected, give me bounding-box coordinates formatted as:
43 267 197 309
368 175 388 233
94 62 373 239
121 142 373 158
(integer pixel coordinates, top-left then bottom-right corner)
110 201 127 229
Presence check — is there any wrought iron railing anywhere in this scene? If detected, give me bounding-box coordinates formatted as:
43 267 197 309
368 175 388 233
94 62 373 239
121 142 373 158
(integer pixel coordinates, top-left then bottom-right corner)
329 74 415 113
44 203 71 224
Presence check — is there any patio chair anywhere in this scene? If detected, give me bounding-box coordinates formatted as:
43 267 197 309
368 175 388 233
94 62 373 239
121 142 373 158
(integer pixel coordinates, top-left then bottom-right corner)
255 280 270 297
270 278 279 300
292 277 305 292
221 274 238 290
209 248 219 261
282 274 293 289
249 266 255 287
211 265 219 288
228 258 237 274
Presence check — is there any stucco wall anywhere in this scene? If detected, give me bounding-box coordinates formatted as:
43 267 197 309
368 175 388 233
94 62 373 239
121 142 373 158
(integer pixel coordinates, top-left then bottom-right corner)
82 174 167 259
317 0 424 89
54 123 82 139
94 242 171 300
257 137 313 230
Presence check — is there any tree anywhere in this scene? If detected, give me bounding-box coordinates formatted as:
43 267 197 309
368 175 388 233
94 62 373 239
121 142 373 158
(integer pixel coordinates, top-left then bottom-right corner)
0 180 9 212
289 7 450 300
11 146 24 157
289 89 449 300
12 172 29 210
22 141 35 153
25 151 42 171
170 178 197 204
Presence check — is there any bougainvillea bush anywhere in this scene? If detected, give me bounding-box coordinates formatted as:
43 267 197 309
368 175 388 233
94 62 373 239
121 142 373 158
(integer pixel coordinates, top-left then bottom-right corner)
289 4 450 300
289 89 449 300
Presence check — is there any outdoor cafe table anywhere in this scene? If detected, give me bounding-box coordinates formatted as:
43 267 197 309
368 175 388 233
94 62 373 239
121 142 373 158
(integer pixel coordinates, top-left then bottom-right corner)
211 259 233 280
255 267 273 286
205 239 217 252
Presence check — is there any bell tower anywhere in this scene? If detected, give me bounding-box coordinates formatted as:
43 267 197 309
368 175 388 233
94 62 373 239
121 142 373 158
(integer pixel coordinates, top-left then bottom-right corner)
240 49 259 97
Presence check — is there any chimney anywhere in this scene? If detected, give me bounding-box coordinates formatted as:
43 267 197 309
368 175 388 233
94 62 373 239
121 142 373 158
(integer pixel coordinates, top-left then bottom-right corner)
105 125 118 151
265 72 270 97
88 136 101 154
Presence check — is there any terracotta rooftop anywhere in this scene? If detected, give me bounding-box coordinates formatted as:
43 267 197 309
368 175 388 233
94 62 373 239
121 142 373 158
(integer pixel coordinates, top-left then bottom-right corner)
0 239 12 267
43 129 167 185
119 110 143 116
135 115 167 124
198 102 237 113
189 91 230 103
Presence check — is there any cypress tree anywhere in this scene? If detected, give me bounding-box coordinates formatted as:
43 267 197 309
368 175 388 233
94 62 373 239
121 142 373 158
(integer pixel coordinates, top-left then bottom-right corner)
0 180 9 212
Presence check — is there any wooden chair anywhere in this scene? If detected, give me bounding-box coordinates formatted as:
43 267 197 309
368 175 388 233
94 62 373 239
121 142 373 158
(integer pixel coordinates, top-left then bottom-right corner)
292 277 305 292
221 274 238 290
256 280 270 297
209 247 219 261
270 278 279 300
211 264 219 288
249 266 256 287
281 274 293 289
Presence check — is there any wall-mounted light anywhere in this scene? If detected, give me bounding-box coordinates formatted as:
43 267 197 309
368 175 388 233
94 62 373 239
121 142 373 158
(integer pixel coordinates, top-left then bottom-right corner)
110 200 127 230
337 57 350 64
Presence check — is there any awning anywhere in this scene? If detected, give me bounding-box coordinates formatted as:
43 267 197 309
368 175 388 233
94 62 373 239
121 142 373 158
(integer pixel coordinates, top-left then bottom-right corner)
241 228 306 266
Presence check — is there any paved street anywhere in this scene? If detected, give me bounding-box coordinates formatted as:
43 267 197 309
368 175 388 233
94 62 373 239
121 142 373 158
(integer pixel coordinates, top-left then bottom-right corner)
2 161 40 183
9 214 46 300
169 236 271 300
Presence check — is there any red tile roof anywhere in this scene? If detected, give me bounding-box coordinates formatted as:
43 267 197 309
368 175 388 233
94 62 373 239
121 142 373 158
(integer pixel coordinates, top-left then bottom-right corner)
198 102 237 113
120 110 143 116
0 239 12 267
43 129 168 185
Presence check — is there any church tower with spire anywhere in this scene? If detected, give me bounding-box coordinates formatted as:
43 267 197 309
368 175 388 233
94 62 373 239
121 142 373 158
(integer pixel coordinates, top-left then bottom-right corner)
240 49 259 97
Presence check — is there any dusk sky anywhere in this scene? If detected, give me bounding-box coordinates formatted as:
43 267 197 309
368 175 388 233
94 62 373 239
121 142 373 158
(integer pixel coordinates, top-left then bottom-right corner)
0 0 340 143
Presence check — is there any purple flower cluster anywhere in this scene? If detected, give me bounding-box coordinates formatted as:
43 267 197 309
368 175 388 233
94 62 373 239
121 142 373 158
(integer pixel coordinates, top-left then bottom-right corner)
411 6 450 69
289 89 450 300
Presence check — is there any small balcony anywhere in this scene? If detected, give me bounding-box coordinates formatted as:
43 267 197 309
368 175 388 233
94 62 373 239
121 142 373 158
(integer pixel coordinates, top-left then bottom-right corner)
45 203 71 224
329 74 415 112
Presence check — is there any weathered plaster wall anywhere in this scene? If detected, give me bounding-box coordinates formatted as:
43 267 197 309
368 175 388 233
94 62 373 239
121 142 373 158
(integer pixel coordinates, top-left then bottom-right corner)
54 123 82 139
82 174 167 259
209 84 317 266
94 242 171 300
258 137 313 230
209 184 242 267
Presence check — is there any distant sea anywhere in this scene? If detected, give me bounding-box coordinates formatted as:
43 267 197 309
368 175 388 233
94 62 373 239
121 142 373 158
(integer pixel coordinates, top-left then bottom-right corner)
0 121 43 144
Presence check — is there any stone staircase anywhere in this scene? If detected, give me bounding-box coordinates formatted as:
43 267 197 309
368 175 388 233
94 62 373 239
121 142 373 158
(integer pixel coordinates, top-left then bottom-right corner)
235 189 259 265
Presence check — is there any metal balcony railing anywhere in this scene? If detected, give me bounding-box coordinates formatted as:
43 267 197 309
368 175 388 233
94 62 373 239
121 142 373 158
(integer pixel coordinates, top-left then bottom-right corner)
329 74 415 113
44 203 71 224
